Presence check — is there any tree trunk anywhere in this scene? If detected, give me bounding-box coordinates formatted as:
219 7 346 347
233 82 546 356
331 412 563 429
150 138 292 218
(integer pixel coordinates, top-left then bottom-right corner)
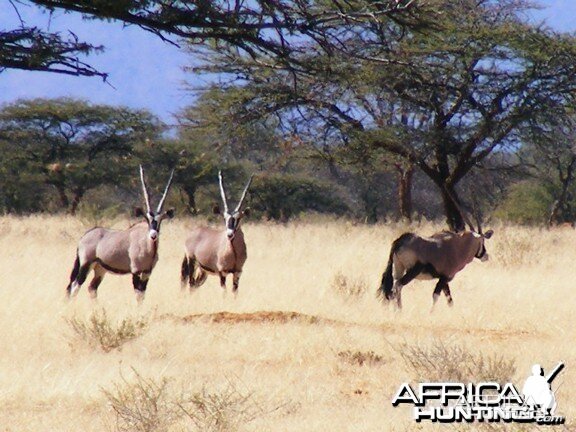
548 200 561 227
439 186 466 232
365 203 378 224
395 164 414 221
181 185 197 214
360 186 378 224
70 187 84 215
56 184 69 210
548 155 576 227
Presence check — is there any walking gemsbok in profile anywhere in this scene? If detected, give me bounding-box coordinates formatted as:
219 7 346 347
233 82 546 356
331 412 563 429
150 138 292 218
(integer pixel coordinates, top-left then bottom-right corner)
181 171 253 296
66 165 175 304
378 199 493 310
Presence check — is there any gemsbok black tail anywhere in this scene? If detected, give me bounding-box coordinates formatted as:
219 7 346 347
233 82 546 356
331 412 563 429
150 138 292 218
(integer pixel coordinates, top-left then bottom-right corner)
377 233 414 301
378 258 394 300
180 256 190 287
66 251 81 296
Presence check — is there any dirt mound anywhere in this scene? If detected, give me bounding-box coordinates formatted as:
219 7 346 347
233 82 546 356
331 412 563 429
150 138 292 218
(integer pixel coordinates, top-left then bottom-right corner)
161 310 340 326
159 311 544 339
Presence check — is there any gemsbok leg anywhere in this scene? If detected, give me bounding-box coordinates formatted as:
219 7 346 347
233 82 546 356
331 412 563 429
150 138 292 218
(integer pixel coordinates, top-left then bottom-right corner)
394 263 425 309
431 277 453 310
442 283 454 306
87 264 106 299
232 272 241 294
193 267 207 287
132 273 150 305
180 256 209 292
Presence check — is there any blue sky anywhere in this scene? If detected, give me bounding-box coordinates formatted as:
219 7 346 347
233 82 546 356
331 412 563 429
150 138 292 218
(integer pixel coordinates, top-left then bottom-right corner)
0 1 574 126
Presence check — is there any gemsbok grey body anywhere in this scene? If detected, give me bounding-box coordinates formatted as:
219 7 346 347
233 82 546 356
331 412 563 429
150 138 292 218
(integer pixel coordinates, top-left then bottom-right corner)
181 171 253 295
66 166 175 303
378 217 493 309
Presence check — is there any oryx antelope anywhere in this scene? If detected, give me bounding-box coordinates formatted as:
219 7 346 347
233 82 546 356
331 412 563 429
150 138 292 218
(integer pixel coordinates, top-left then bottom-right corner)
378 209 493 309
181 171 253 295
66 165 175 304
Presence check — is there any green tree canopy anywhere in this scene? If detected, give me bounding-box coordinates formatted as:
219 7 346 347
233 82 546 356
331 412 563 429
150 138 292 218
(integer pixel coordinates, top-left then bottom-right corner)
0 98 163 214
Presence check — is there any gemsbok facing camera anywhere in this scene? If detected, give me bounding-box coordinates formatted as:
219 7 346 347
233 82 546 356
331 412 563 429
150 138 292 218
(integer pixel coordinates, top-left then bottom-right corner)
181 171 253 296
66 165 175 304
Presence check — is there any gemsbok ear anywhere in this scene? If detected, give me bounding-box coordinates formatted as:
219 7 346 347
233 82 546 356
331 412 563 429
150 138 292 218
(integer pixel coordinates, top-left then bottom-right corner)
212 204 221 215
165 208 175 219
134 207 145 218
483 229 494 239
242 207 251 218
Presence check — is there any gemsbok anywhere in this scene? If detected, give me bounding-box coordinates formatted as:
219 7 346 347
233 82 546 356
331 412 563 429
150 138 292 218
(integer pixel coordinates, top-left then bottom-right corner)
66 165 175 304
378 205 493 310
181 171 253 296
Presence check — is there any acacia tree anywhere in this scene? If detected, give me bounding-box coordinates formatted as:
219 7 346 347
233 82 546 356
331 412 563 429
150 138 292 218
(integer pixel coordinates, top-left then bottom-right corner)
519 113 576 226
27 0 431 56
0 98 163 214
5 0 432 79
186 0 576 230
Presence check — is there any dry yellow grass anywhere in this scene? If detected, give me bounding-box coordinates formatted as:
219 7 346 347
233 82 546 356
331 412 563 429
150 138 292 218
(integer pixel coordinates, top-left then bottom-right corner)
0 215 574 431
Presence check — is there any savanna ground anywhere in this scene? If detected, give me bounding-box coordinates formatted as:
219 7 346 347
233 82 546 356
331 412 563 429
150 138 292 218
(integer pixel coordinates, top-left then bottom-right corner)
0 215 574 431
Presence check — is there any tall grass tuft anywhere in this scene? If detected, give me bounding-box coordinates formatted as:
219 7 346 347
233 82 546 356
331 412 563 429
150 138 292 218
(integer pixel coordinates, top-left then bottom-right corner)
398 340 516 383
179 382 268 432
102 371 285 432
67 308 149 352
102 369 181 432
331 271 368 300
337 349 385 367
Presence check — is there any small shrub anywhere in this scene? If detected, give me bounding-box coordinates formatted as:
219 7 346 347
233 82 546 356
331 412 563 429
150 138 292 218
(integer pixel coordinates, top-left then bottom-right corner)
180 383 266 432
103 369 181 432
102 372 288 432
398 340 515 383
337 350 385 367
67 309 148 352
331 271 368 299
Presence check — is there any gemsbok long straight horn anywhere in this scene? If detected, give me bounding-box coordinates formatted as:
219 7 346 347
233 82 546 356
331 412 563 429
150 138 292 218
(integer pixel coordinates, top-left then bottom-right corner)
181 171 254 296
377 191 493 310
66 165 175 304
